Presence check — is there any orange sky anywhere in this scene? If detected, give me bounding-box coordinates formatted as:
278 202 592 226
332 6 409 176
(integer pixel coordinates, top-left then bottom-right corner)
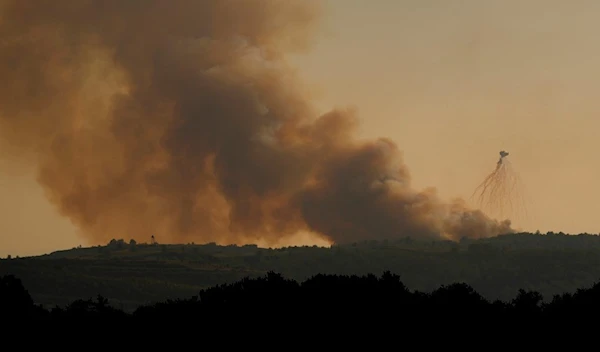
1 0 599 257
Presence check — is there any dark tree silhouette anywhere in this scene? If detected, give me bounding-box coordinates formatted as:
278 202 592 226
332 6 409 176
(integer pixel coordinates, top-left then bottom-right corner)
3 271 600 327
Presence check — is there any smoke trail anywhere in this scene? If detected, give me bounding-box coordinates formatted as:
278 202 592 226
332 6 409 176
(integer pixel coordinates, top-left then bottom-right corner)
0 0 511 245
471 153 528 223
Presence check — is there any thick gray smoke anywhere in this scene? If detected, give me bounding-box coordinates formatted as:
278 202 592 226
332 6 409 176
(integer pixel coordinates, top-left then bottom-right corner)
0 0 512 246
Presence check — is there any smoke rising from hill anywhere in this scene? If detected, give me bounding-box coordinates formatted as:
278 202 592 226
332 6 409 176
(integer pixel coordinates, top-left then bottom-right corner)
0 0 511 245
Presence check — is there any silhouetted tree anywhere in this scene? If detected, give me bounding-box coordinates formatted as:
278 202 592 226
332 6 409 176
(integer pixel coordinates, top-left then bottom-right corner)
511 289 543 316
129 239 137 252
0 275 42 319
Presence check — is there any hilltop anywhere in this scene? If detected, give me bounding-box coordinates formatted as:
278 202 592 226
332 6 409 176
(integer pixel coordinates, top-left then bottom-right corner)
2 231 600 311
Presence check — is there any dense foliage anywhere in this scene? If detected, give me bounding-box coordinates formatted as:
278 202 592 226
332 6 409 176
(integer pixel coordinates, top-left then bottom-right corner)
3 271 600 326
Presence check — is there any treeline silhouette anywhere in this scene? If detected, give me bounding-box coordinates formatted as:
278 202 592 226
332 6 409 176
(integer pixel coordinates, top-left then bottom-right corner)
3 271 600 324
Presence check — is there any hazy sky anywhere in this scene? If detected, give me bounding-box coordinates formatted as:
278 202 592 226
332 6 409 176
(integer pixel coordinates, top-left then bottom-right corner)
2 0 599 257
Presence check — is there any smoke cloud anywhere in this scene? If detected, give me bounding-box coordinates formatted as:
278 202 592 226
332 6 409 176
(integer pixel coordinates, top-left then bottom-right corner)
0 0 511 246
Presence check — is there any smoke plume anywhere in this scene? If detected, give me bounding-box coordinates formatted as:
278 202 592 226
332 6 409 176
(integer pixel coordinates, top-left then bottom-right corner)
0 0 511 246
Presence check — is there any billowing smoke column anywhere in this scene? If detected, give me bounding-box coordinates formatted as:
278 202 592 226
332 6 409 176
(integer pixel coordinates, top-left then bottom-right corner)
0 0 511 246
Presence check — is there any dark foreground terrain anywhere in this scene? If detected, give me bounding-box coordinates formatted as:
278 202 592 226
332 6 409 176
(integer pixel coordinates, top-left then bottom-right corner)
3 271 600 328
3 231 600 312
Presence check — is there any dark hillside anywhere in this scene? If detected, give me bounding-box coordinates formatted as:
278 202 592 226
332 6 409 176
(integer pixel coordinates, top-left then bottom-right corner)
2 232 600 311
